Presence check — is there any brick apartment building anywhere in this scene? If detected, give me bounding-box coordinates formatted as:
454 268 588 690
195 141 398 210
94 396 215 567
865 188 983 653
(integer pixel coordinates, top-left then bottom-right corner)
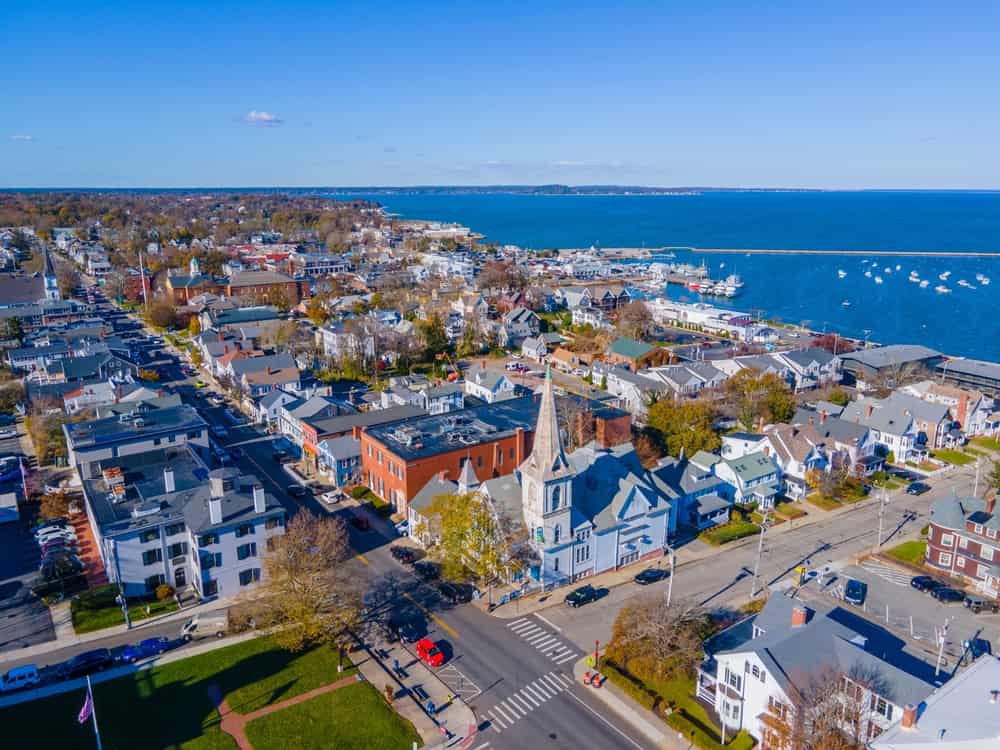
926 491 1000 597
359 394 630 513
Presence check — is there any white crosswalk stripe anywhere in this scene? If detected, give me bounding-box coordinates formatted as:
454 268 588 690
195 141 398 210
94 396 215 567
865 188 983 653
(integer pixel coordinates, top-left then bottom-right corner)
483 672 572 734
861 561 911 586
506 615 582 664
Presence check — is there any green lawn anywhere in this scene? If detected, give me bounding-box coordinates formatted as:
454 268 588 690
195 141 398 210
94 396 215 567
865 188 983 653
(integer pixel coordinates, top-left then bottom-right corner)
700 521 759 546
72 595 179 634
886 540 927 565
806 493 840 511
971 436 1000 452
931 449 975 466
245 681 420 750
0 637 355 749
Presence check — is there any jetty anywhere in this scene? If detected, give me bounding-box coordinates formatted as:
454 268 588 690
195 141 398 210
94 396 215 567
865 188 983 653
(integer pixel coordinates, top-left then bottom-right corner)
666 246 1000 257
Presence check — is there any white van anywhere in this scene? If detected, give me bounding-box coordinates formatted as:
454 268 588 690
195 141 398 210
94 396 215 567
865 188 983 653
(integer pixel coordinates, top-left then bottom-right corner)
1 665 40 692
180 613 228 641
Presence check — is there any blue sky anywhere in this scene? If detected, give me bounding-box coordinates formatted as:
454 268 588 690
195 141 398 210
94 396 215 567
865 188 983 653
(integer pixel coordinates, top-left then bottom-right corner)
1 0 998 188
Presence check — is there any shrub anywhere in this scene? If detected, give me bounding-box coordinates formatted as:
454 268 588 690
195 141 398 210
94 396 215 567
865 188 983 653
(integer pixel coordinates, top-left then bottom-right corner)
350 486 369 500
700 521 759 546
599 661 658 710
155 584 175 601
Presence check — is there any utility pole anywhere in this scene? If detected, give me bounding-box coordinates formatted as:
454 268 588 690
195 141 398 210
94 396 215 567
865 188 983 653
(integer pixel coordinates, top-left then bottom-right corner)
137 249 150 310
750 511 769 599
874 487 889 553
935 617 952 678
666 545 676 607
974 457 981 497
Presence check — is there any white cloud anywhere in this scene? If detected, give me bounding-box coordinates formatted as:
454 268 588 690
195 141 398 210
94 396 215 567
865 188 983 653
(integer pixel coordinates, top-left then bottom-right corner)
9 135 33 142
552 160 585 167
244 110 283 127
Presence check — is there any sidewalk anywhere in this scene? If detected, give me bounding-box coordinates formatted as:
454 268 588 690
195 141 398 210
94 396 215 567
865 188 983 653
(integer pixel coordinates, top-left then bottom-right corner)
571 656 675 749
484 480 933 620
0 595 233 667
353 634 478 747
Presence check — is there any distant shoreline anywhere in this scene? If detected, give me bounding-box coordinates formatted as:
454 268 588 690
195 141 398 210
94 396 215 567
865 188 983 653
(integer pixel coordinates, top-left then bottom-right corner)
3 186 1000 195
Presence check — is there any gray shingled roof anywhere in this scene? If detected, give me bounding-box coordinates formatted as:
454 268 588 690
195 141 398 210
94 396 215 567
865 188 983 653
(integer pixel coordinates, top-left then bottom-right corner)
841 344 941 369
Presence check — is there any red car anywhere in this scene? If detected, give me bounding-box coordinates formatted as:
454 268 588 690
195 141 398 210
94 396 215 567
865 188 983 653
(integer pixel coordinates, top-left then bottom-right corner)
415 637 445 668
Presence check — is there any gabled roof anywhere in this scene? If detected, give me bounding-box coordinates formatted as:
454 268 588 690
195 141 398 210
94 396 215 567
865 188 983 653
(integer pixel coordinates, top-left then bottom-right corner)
724 451 778 482
840 344 941 370
230 352 296 378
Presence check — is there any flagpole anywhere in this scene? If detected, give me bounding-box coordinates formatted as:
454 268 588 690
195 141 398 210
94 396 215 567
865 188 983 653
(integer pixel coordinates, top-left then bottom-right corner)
87 675 104 750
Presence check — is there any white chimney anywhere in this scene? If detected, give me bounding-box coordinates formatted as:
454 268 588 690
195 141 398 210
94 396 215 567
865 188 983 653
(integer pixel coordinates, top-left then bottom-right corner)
164 467 175 494
208 496 222 525
253 484 265 514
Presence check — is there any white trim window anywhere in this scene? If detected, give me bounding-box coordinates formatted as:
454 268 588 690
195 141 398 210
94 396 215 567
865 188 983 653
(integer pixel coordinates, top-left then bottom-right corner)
939 552 953 566
940 534 954 547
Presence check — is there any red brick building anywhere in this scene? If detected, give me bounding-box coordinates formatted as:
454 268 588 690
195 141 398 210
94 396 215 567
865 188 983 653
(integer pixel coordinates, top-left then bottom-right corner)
926 491 1000 597
359 395 631 513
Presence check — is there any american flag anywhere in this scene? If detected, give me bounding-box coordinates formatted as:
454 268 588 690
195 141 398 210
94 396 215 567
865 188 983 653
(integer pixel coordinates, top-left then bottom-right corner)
77 683 93 724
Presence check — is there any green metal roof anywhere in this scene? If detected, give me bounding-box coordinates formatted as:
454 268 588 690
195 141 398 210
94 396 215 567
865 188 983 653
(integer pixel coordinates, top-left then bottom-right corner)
608 337 656 360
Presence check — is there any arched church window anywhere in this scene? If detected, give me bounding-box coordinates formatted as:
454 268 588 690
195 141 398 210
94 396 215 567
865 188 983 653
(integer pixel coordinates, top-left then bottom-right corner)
551 485 561 511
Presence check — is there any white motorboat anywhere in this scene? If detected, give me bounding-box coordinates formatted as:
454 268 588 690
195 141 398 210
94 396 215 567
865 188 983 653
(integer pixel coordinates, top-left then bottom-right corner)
935 285 951 294
919 280 930 288
874 275 884 284
864 270 872 278
838 269 847 278
939 271 951 281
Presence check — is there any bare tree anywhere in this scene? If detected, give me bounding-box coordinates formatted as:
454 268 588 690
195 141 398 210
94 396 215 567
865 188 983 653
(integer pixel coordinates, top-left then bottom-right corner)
605 593 709 678
615 300 653 340
248 513 362 656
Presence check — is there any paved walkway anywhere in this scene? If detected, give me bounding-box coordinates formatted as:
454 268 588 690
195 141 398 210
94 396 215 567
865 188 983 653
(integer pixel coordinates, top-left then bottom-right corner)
209 673 361 750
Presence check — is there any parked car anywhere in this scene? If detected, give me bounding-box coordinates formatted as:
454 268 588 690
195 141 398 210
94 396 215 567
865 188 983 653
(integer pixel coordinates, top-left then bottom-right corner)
0 428 18 439
350 515 371 531
40 538 79 555
964 594 1000 614
907 482 931 496
59 648 113 680
394 520 409 537
565 584 602 608
390 546 417 564
633 567 669 585
389 617 425 643
320 490 345 504
34 517 70 532
119 637 171 663
932 587 965 604
438 581 473 605
415 637 446 667
272 449 291 463
0 664 40 693
910 575 945 593
35 527 76 542
0 414 17 426
285 484 307 498
844 579 868 606
194 380 207 389
413 561 440 581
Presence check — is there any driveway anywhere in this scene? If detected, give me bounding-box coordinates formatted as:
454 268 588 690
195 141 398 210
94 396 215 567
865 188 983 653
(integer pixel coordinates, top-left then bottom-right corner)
0 523 55 653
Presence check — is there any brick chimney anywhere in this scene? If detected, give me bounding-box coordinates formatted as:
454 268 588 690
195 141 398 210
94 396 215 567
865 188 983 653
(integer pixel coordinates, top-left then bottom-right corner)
957 392 969 428
986 489 996 516
791 606 809 627
901 704 918 730
866 403 874 418
819 409 827 425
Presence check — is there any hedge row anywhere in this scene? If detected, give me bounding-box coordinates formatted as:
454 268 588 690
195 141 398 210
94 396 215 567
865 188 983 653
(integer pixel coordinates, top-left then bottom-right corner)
700 521 760 546
665 711 754 750
599 661 657 710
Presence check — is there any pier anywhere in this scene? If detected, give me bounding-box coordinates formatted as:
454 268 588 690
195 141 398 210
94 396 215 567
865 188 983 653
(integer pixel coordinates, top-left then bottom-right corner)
667 247 1000 257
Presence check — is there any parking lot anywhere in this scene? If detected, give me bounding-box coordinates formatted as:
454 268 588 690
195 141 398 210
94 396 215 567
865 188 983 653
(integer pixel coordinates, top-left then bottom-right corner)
795 558 1000 674
0 523 54 653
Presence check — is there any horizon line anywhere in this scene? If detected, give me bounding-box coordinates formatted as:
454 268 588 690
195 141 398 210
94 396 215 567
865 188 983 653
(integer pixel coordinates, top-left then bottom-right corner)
2 185 1000 193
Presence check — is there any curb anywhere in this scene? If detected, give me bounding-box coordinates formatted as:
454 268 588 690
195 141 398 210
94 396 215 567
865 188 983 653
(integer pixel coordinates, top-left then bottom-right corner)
571 656 669 748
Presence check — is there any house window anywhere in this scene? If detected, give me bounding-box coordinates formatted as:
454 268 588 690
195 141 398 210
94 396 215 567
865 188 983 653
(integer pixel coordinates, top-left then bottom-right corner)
265 517 281 530
959 537 969 549
200 533 219 546
377 451 383 464
237 542 257 560
978 564 990 578
153 438 161 446
203 579 219 597
235 524 255 538
140 529 159 543
238 568 261 586
551 485 561 512
165 523 185 537
367 444 372 457
142 549 163 566
167 542 187 558
509 448 515 460
974 524 984 535
553 525 561 544
477 455 483 467
983 547 994 562
498 451 504 466
266 537 276 552
939 552 952 566
957 557 966 568
188 430 200 439
751 665 760 679
940 534 954 547
724 667 742 692
145 574 165 590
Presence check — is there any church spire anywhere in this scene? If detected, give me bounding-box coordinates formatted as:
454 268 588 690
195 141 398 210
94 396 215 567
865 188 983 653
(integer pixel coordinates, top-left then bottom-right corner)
521 365 573 481
457 456 479 493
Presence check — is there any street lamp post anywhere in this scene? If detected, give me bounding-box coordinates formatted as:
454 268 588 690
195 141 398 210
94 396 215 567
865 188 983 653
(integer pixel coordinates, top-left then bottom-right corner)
666 545 676 607
874 487 889 553
750 511 769 599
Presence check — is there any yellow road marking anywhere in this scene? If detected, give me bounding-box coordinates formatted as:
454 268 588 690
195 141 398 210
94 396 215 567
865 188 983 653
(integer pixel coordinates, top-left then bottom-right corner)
355 553 370 566
404 593 460 639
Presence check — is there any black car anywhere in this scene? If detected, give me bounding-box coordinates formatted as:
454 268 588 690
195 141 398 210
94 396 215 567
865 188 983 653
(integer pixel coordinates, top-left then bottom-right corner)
0 414 16 426
350 515 371 531
931 587 965 603
844 579 868 606
907 482 931 496
286 484 307 497
413 561 440 581
272 450 291 463
438 581 473 604
60 648 113 680
388 617 425 643
633 567 669 585
964 594 1000 614
910 575 945 593
390 546 417 564
565 584 601 608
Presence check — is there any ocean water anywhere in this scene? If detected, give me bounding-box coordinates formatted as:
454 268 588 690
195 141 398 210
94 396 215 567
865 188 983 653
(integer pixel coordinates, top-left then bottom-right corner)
336 191 1000 360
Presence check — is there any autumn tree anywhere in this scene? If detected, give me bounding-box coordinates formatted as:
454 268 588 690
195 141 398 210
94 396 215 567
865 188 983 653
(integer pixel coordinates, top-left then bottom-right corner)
646 399 720 457
0 380 24 413
144 298 177 329
826 388 850 407
419 492 532 592
251 512 362 655
3 317 24 346
306 295 329 325
417 313 449 359
725 368 796 430
478 260 526 293
54 262 80 298
605 593 710 679
187 316 202 336
40 491 70 520
811 333 855 355
615 300 653 340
